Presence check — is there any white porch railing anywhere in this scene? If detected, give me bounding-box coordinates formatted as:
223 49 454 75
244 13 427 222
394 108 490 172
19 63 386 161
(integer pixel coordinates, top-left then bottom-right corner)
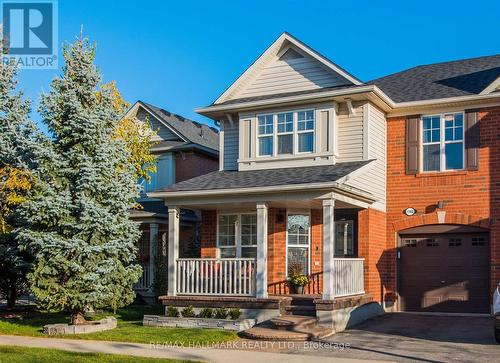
333 258 365 297
176 258 256 296
134 263 151 290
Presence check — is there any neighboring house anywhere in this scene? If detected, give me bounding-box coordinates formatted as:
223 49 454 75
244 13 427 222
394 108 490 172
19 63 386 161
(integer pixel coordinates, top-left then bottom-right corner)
125 101 219 299
149 33 500 324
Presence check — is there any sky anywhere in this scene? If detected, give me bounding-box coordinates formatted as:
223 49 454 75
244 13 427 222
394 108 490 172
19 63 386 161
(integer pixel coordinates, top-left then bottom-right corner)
14 0 500 131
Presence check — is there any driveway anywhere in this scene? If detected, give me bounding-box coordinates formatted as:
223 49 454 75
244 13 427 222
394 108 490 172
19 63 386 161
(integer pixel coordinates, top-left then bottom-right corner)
293 313 498 362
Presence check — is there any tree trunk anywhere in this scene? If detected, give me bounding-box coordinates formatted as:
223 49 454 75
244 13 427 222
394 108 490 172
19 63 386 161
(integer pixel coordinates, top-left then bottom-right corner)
71 311 87 325
7 284 17 308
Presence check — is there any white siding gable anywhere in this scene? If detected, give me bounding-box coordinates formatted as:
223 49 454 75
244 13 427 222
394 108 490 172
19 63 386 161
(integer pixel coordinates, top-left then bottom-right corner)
233 47 351 100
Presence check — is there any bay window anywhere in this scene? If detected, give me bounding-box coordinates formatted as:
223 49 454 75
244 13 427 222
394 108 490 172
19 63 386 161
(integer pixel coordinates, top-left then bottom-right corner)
257 109 315 156
422 113 464 172
217 213 257 258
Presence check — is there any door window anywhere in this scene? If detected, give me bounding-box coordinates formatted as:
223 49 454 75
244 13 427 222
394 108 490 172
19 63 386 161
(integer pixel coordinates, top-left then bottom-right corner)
287 213 310 275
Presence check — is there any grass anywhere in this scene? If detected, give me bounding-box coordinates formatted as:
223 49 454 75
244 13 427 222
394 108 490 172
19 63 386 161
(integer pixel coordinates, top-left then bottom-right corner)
0 305 237 345
0 345 195 362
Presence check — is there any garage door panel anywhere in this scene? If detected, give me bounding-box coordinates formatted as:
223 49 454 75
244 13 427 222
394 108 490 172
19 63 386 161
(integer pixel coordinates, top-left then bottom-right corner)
399 232 489 313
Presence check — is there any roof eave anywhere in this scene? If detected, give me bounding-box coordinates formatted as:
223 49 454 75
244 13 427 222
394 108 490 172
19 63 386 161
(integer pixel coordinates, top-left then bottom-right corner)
148 181 376 204
196 85 395 119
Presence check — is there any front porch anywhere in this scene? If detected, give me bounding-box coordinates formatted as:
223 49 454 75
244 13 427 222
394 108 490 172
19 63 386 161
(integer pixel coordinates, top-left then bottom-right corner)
162 190 383 303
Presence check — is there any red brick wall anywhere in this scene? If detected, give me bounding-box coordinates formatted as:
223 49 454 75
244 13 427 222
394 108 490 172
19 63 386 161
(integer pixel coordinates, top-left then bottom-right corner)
200 210 217 258
358 208 387 302
386 106 500 302
175 151 218 183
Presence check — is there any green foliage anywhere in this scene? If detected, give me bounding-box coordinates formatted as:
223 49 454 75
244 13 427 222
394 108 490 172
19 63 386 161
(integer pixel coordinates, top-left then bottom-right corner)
213 307 228 320
289 274 309 287
166 306 180 318
198 308 213 319
152 255 168 297
0 305 237 345
180 306 196 318
228 308 242 320
0 345 186 363
15 36 142 322
0 62 42 308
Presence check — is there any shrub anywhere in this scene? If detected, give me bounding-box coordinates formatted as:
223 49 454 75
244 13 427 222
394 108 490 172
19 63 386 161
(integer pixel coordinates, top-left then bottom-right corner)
166 306 179 317
214 307 228 319
198 308 213 319
228 308 241 320
181 306 196 318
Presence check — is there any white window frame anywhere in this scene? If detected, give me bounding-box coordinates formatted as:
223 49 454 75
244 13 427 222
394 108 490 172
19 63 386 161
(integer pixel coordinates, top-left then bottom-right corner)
420 112 465 173
296 110 315 154
256 108 315 157
334 220 354 257
285 210 311 277
257 114 274 157
216 212 257 258
276 111 294 155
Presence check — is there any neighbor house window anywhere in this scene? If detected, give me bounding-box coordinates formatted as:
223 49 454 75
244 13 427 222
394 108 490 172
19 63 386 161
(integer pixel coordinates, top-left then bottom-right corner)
138 172 157 193
422 113 464 172
257 109 315 156
217 213 257 258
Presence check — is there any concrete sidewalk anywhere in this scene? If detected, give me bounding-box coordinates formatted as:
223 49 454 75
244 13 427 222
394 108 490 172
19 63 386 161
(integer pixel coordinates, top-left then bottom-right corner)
0 335 384 363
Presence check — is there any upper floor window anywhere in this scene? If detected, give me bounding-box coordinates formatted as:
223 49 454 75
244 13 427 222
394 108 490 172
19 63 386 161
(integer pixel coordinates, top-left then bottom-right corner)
422 113 464 172
138 172 157 193
257 109 315 157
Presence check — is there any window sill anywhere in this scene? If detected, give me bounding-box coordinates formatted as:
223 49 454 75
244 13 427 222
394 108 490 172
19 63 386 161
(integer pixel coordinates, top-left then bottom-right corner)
238 151 333 164
415 170 468 178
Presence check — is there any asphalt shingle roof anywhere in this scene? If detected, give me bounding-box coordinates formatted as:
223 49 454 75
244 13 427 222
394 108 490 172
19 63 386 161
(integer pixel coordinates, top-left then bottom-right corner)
160 160 372 192
140 101 219 151
370 55 500 103
214 85 366 106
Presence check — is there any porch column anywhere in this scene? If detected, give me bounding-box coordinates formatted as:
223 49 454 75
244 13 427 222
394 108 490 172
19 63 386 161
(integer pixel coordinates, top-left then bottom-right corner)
167 206 180 296
322 198 336 300
256 202 268 298
148 223 159 291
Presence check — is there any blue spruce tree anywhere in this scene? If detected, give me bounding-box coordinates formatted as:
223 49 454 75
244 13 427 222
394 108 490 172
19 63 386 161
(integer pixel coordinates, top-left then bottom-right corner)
17 37 142 324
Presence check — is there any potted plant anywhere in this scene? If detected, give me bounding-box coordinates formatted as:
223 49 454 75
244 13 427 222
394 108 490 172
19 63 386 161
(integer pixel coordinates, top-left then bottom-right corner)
287 261 310 294
289 274 309 294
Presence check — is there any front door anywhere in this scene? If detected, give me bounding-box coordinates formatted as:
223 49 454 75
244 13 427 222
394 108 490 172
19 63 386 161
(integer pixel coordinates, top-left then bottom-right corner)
286 213 310 276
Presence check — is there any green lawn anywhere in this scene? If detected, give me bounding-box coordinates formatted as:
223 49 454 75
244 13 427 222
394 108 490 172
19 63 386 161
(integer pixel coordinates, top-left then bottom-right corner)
0 305 237 345
0 345 195 362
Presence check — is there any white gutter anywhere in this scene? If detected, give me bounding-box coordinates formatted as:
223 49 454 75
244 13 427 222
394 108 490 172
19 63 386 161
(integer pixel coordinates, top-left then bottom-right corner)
196 85 395 114
148 182 376 203
395 92 500 108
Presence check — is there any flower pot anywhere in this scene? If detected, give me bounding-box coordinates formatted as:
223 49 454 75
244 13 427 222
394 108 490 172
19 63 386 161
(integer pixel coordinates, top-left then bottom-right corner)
294 285 305 294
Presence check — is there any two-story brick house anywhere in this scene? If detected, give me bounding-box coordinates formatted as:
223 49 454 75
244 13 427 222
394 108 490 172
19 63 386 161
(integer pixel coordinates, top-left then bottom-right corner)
125 101 219 299
149 33 500 327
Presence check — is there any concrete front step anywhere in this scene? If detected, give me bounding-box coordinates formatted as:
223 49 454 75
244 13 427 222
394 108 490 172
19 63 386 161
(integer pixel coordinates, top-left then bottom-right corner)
285 305 316 316
240 324 333 341
241 314 333 341
270 315 317 330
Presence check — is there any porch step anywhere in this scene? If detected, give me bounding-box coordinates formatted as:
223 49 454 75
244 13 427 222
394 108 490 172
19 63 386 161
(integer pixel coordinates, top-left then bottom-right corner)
270 315 317 330
288 295 317 306
241 315 333 341
285 305 316 316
